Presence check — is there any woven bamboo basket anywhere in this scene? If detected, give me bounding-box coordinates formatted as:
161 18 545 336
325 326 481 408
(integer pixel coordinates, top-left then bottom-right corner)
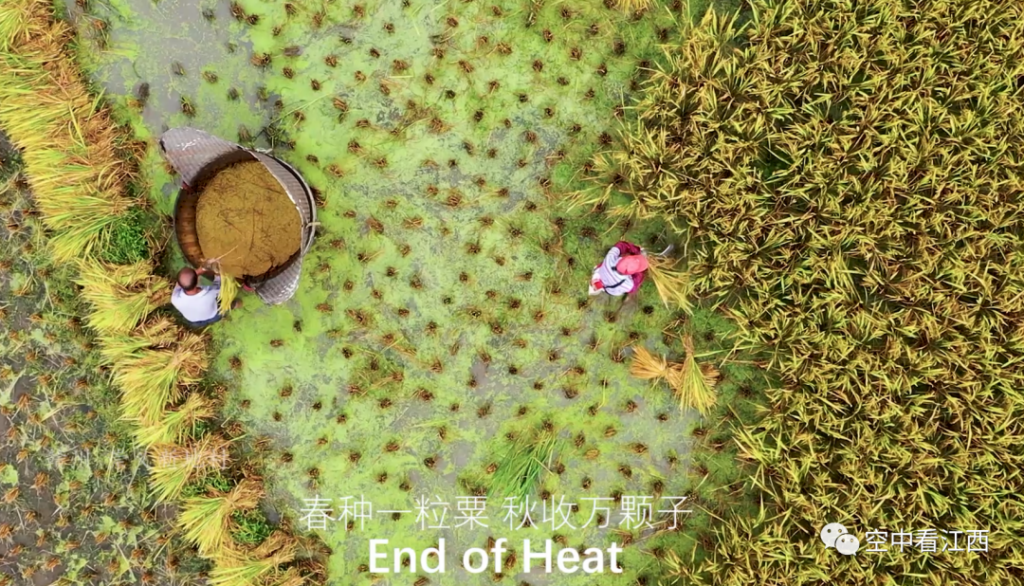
159 128 317 305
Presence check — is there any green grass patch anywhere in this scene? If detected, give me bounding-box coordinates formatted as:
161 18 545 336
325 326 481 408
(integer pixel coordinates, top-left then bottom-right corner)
181 472 235 499
98 205 153 264
230 508 273 547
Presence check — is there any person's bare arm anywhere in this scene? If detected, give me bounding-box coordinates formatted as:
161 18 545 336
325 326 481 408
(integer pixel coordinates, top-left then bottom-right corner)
197 259 220 279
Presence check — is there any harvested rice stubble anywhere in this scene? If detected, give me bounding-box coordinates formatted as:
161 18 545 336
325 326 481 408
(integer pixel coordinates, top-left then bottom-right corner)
196 161 302 277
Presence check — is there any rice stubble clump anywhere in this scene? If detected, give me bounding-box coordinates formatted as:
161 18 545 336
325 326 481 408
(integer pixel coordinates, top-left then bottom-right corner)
196 161 302 278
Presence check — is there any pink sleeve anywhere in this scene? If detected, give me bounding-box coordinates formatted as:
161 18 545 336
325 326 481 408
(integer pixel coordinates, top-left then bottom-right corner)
614 241 642 256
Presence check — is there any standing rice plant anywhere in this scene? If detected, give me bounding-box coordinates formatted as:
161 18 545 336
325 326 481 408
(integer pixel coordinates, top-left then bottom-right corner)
75 260 170 334
178 478 264 556
603 0 1024 583
148 434 231 502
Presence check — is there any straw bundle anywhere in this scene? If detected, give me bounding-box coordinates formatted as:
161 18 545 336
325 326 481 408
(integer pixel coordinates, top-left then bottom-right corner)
264 568 307 586
112 330 208 425
97 317 179 366
148 434 231 502
218 272 239 315
646 254 691 312
211 531 299 586
179 478 264 556
668 336 718 416
0 1 135 263
0 2 315 584
75 260 170 334
630 337 718 415
207 259 240 315
629 345 679 381
134 392 218 447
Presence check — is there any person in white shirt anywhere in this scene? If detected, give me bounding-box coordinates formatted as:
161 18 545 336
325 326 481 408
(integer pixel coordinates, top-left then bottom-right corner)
171 265 241 327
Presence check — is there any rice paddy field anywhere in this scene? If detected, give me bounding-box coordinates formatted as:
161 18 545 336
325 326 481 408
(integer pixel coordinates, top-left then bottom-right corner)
7 0 763 583
63 0 764 582
3 0 1024 584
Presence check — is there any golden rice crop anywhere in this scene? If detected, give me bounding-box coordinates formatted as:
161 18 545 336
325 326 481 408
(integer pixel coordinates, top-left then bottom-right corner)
97 317 180 365
250 530 299 561
134 392 218 447
208 560 278 586
666 335 717 415
179 478 264 556
263 568 306 586
1 1 315 582
112 330 207 425
211 531 298 586
75 260 169 334
629 344 674 380
603 0 1024 583
179 496 229 554
0 2 135 263
613 0 653 14
218 272 239 315
645 254 691 312
630 340 717 414
148 434 231 502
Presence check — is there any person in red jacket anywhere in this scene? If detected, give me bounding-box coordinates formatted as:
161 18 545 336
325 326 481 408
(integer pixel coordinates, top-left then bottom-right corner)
589 241 649 297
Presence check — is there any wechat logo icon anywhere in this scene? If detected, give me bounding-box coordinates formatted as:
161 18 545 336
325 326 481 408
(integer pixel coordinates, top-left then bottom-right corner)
835 534 860 555
821 522 859 556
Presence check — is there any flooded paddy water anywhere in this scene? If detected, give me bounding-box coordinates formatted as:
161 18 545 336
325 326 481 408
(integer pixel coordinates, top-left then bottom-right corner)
59 0 758 583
